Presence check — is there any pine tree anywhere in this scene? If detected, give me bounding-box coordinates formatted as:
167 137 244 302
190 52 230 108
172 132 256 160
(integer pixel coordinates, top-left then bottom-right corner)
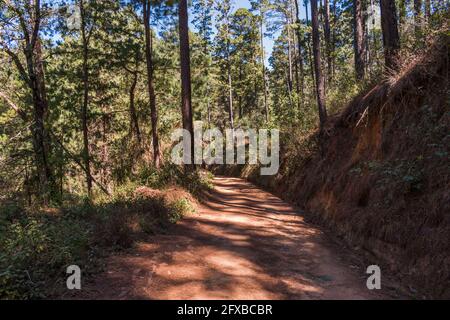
311 0 327 130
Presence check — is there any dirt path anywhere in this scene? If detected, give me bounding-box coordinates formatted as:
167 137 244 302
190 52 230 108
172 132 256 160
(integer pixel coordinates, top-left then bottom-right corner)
79 177 388 300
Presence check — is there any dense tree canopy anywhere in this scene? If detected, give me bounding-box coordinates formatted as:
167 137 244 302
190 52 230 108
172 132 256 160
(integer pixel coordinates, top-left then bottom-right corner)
0 0 447 203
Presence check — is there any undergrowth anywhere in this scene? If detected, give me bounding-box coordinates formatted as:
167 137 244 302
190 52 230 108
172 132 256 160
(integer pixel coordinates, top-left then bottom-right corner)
0 164 209 299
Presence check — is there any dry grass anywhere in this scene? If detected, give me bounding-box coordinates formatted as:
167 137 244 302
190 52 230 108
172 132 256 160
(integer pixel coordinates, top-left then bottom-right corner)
224 35 449 298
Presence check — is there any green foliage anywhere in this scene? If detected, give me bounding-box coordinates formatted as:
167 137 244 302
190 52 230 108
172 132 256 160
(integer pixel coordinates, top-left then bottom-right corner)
136 163 213 196
1 0 448 301
0 179 198 299
0 210 91 299
169 198 196 220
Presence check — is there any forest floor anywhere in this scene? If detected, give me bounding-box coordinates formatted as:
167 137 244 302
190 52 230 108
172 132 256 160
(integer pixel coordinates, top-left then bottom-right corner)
72 177 397 300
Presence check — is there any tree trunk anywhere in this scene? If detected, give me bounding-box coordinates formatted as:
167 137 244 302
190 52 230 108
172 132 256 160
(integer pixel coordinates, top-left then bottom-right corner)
289 1 301 110
293 39 302 110
260 12 269 122
200 9 212 129
285 67 294 109
227 61 234 130
80 0 92 196
331 0 336 78
414 0 423 36
28 47 54 200
287 19 294 95
324 0 332 83
398 0 407 34
305 0 316 87
129 70 142 146
238 65 243 118
354 0 366 80
101 113 110 188
226 21 234 130
5 0 55 202
368 0 380 73
205 54 212 129
179 0 195 166
424 0 431 23
293 0 305 99
31 39 54 200
311 0 327 130
143 0 161 168
380 0 400 70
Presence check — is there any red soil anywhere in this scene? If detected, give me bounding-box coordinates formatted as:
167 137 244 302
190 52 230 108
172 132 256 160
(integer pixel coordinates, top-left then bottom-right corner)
73 177 393 300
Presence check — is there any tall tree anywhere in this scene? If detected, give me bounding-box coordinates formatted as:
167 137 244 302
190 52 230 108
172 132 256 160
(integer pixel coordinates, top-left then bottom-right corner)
424 0 431 23
398 0 407 34
179 0 195 165
380 0 400 69
354 0 366 80
142 0 162 168
229 8 262 120
414 0 423 36
127 57 142 146
304 0 316 85
79 0 93 196
310 0 327 130
250 0 271 122
323 0 332 83
192 0 214 127
284 6 294 100
273 0 295 107
0 0 56 201
293 0 305 99
215 0 235 130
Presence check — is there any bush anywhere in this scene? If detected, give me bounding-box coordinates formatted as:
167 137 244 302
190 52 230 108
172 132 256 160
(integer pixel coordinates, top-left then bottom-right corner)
0 212 92 299
0 181 197 299
137 163 213 197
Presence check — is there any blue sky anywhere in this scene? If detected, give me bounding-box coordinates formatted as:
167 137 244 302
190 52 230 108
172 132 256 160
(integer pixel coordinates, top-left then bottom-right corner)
189 0 309 65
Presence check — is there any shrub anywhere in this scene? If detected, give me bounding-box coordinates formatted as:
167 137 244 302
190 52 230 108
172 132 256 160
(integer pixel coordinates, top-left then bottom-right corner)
0 182 197 299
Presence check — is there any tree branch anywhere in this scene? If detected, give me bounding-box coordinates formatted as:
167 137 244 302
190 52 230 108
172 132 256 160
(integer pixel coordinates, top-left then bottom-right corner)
1 46 31 86
30 0 41 49
48 130 112 196
0 90 28 121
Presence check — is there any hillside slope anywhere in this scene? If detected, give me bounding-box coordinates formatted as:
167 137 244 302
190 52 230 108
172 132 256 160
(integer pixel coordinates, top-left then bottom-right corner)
222 37 449 298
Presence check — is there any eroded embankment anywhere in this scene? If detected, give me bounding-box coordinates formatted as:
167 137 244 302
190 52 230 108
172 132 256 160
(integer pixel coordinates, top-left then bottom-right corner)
217 38 449 298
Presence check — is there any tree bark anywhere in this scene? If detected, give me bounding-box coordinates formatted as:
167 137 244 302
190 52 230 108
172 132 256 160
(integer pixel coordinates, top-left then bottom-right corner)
129 69 142 145
238 65 243 118
287 16 294 96
414 0 423 36
16 0 55 201
323 0 332 83
354 0 367 80
293 0 305 100
380 0 400 70
304 0 316 86
143 0 161 168
260 10 269 122
226 23 234 130
398 0 407 34
424 0 431 22
311 0 327 130
179 0 195 166
227 60 234 130
80 0 93 196
331 0 336 78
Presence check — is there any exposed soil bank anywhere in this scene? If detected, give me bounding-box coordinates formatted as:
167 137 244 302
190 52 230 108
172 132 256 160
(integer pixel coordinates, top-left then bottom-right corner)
217 38 449 299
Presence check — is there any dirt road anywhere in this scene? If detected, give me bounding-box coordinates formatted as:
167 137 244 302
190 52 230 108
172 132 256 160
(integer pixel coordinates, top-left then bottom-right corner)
79 177 387 300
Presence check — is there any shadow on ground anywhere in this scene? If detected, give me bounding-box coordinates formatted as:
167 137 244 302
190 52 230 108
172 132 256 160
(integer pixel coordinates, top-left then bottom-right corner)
72 177 387 300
